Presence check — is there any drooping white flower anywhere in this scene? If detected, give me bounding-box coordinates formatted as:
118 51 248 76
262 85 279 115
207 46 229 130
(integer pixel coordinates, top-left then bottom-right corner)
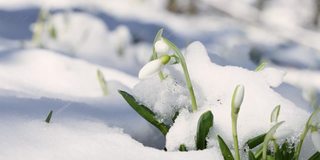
232 85 245 114
138 55 171 79
155 38 170 56
311 129 320 152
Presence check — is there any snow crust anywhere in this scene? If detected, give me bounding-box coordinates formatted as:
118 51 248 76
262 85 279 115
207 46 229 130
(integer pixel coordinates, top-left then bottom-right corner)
0 49 138 100
0 117 220 160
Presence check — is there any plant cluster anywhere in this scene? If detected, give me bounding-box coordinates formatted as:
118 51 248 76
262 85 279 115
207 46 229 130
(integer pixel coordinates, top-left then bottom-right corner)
114 29 320 159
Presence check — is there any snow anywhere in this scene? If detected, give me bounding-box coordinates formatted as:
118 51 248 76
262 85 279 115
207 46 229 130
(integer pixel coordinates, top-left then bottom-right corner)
0 118 221 160
259 67 286 88
134 76 191 122
133 42 310 157
29 12 144 74
0 0 319 159
0 49 137 100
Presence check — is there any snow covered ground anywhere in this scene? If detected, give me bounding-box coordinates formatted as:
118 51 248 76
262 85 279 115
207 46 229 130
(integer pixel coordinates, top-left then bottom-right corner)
0 0 319 159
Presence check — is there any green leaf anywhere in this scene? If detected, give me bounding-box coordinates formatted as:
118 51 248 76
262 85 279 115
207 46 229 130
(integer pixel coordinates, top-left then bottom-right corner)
179 144 187 152
97 69 108 96
217 135 235 160
49 25 57 39
172 111 179 122
249 151 257 160
266 155 275 160
262 121 285 160
45 110 53 123
150 28 164 61
255 146 263 159
308 152 320 160
246 133 267 149
196 111 213 150
118 90 169 135
255 62 267 72
270 105 281 123
277 140 295 160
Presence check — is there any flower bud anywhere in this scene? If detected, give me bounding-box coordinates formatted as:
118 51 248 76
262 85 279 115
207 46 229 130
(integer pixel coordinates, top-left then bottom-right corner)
155 38 170 55
232 85 245 114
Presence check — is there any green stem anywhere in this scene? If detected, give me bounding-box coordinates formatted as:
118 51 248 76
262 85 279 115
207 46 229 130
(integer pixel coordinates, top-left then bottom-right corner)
178 55 198 112
294 125 309 160
254 145 263 158
272 139 279 153
158 71 165 80
162 38 198 112
232 114 241 160
294 108 320 160
262 121 285 160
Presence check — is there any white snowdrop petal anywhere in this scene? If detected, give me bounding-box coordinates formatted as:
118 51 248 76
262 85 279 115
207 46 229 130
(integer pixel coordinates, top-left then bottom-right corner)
260 68 286 87
232 85 245 110
311 131 320 152
138 59 163 79
155 39 170 55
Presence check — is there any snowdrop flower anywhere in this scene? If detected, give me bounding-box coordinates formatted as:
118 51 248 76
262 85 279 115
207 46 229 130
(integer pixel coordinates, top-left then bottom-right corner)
155 38 170 56
232 85 245 114
311 129 320 152
138 55 171 79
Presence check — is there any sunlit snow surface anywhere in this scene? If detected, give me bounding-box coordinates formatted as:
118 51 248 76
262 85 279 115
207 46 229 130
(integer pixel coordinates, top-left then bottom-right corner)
0 0 319 159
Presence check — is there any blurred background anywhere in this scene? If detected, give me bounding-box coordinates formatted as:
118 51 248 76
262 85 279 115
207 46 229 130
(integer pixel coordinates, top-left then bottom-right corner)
0 0 319 148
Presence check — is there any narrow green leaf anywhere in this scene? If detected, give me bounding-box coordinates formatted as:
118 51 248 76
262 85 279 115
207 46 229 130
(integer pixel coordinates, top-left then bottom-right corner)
308 152 320 160
262 121 285 160
255 146 263 159
270 105 281 123
45 110 53 123
217 135 235 160
179 144 187 152
249 151 257 160
118 90 169 135
150 28 164 61
49 25 57 39
196 111 213 150
97 69 108 96
275 144 282 160
266 155 275 160
172 111 179 122
255 62 267 72
246 133 267 149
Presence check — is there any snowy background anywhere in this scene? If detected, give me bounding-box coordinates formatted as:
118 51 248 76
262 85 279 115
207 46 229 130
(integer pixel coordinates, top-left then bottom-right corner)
0 0 319 159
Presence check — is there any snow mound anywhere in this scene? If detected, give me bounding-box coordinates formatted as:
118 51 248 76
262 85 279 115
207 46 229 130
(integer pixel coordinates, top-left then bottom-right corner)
132 41 310 153
259 67 286 88
134 75 191 123
30 12 146 73
0 117 221 160
0 49 138 100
